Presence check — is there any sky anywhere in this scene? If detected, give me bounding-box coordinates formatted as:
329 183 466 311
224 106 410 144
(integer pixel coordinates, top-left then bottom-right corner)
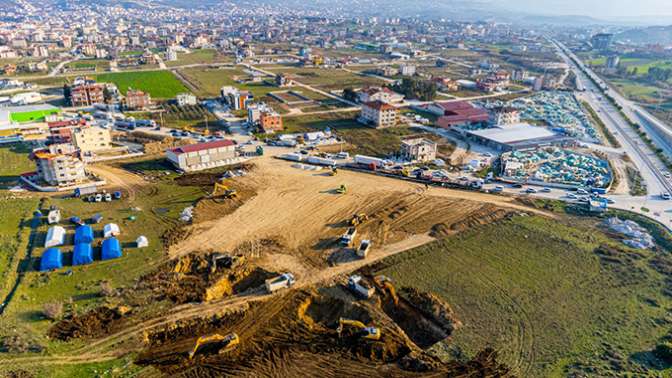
493 0 672 19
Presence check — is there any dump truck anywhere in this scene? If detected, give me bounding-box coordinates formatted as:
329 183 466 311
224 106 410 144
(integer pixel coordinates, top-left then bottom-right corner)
347 275 375 299
188 333 239 359
265 273 296 293
340 227 357 246
337 318 381 340
356 240 371 258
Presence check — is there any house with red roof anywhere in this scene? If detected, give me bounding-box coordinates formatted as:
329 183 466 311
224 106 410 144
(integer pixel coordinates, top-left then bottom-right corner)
426 101 490 129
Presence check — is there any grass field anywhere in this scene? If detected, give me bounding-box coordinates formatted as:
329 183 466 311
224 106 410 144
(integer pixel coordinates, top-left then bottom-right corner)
178 67 276 98
166 49 232 67
266 67 387 91
375 215 672 377
95 71 188 98
0 144 34 188
66 59 110 72
611 78 661 103
0 197 39 301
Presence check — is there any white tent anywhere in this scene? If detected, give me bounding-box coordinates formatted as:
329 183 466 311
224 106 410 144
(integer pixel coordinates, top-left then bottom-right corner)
136 235 149 248
103 223 120 238
44 226 66 248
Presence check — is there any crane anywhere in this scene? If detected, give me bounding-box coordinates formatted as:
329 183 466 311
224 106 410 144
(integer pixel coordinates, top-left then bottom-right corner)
188 333 239 360
336 318 381 340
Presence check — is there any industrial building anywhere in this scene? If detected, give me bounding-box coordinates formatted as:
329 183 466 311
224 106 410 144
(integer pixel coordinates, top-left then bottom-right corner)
166 139 239 172
460 123 575 151
429 101 489 128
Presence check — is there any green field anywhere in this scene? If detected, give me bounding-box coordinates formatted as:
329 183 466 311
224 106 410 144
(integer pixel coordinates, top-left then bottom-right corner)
10 108 61 123
95 71 188 98
178 67 276 98
166 49 232 67
66 59 110 72
0 144 34 188
611 78 662 102
375 215 672 377
266 67 388 91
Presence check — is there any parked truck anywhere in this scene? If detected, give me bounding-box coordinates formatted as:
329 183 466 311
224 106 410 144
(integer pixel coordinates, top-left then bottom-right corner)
347 275 375 299
74 185 98 198
356 240 371 258
340 227 357 246
265 273 296 293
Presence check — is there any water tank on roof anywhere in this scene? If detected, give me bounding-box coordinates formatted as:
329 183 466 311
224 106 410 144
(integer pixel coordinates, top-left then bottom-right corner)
102 238 122 261
74 225 94 244
73 243 93 266
40 248 63 272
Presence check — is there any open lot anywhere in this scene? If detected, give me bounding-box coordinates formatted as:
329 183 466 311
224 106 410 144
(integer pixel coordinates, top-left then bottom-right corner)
0 144 34 189
375 214 672 377
166 49 233 68
178 67 276 99
265 67 388 91
95 71 189 98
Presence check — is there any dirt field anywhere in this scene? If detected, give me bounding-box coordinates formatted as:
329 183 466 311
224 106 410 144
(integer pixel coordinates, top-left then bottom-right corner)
171 156 549 278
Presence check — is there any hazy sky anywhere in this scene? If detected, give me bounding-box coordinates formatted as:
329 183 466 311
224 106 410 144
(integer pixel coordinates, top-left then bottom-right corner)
495 0 672 18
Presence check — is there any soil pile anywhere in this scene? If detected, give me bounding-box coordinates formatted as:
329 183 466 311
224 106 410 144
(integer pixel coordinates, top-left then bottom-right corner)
48 306 129 341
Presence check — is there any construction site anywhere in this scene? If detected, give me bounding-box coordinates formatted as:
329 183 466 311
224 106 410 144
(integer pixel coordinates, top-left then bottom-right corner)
3 144 672 378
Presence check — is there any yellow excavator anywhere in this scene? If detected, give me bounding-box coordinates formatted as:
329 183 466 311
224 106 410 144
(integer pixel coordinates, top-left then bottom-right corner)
374 275 399 306
336 184 347 194
188 333 239 360
329 166 338 176
349 213 369 227
210 181 238 202
336 318 381 340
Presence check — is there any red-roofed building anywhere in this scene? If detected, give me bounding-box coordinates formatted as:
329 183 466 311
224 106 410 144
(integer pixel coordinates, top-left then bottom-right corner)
166 139 239 172
47 119 87 143
426 101 489 129
359 100 398 128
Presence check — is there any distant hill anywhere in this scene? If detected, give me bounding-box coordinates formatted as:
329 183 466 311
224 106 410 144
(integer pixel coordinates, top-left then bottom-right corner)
617 26 672 44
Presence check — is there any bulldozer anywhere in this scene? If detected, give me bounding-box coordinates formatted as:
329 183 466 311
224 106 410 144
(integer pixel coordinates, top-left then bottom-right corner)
210 181 238 203
374 275 399 306
188 333 239 360
349 213 369 227
336 318 381 341
336 184 347 194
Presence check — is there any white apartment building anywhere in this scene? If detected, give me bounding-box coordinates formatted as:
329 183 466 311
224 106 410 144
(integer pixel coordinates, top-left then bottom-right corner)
358 100 398 129
33 143 87 187
72 126 112 153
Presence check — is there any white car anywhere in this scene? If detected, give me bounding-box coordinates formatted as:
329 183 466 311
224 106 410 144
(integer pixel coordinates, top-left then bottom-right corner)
541 187 551 193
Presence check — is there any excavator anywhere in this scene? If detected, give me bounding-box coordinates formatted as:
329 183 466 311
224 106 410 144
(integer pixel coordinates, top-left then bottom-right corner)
188 333 239 360
349 213 369 227
374 275 398 306
336 318 381 341
336 184 347 194
210 181 238 203
184 125 210 137
328 166 338 176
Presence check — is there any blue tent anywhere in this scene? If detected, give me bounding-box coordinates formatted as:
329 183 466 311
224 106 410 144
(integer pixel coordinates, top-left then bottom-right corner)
73 243 93 265
102 238 122 260
74 225 94 244
40 248 63 271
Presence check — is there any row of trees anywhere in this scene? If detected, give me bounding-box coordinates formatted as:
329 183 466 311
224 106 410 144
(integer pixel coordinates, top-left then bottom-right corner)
391 77 438 101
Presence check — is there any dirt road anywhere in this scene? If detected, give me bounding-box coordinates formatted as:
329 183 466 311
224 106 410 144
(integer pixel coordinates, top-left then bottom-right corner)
87 163 145 201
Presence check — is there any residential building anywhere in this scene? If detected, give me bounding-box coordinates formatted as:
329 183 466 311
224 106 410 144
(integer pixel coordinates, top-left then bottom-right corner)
176 93 198 107
359 100 398 128
166 139 239 172
275 74 294 87
400 64 416 76
48 119 87 143
220 86 253 110
591 33 614 50
259 110 283 133
357 87 405 104
72 125 112 153
32 143 87 187
432 77 459 92
400 138 437 162
124 89 152 110
68 83 105 107
492 106 520 125
606 55 620 69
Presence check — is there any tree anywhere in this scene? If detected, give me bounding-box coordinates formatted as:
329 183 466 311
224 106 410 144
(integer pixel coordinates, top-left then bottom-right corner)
392 77 437 101
342 88 358 103
63 85 72 105
43 302 63 321
103 87 113 104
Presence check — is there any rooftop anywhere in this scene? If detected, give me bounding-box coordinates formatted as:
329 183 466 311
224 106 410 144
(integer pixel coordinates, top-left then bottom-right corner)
466 123 559 145
363 100 396 111
169 139 236 155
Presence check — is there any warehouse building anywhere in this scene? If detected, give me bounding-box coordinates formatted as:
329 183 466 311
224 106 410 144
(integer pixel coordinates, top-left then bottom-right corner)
460 123 575 151
166 139 240 172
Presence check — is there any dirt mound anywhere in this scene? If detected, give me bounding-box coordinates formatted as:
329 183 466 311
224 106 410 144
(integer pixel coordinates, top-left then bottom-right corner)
192 180 257 224
138 252 268 304
161 225 193 250
48 306 129 341
400 287 462 332
448 206 514 233
174 163 255 187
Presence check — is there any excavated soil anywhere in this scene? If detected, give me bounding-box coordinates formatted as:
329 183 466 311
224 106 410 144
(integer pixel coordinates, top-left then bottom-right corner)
48 307 129 341
135 287 511 377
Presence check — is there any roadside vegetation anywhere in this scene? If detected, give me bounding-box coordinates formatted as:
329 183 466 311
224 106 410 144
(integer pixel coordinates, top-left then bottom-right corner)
581 100 621 148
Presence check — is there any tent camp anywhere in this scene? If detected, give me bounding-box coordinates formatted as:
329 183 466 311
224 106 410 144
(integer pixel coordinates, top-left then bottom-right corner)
44 226 66 248
73 243 93 266
136 235 148 248
103 223 120 238
102 237 122 260
74 225 94 244
40 248 63 271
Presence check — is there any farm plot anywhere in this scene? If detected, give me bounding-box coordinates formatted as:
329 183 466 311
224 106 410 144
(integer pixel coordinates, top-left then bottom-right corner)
95 71 188 98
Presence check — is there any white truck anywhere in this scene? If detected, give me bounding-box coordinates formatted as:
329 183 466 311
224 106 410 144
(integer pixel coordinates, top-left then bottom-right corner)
356 240 371 258
340 227 357 246
347 275 375 299
265 273 296 293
